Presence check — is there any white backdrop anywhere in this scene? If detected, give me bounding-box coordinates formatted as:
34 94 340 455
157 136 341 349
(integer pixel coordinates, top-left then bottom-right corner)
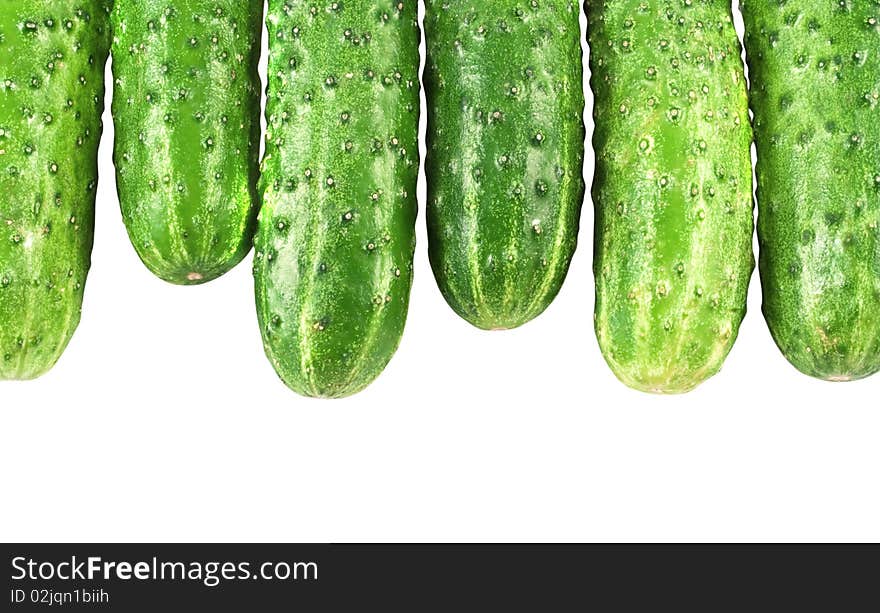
1 7 878 543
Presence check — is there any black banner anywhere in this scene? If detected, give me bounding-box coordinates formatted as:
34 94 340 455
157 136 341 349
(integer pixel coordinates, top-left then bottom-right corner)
1 544 877 611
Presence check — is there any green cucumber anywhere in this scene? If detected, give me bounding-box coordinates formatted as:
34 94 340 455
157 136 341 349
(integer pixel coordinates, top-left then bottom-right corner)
588 0 755 393
424 1 585 331
742 2 880 381
0 1 110 380
111 0 263 285
254 1 420 398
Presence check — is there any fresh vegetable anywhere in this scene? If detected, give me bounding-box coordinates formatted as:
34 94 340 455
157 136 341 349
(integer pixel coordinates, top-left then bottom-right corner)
588 0 755 393
424 1 586 331
255 0 420 398
111 0 263 285
742 1 880 381
0 1 111 380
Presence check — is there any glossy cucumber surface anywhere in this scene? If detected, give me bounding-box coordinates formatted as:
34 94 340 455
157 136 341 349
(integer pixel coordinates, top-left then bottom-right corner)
424 1 586 331
742 1 880 381
588 0 755 393
0 1 111 380
255 1 420 398
111 0 263 285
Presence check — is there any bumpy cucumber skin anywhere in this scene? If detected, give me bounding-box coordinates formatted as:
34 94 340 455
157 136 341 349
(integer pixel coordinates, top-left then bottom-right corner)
588 0 755 394
111 1 263 285
255 1 420 399
742 2 880 382
0 1 110 380
424 1 585 331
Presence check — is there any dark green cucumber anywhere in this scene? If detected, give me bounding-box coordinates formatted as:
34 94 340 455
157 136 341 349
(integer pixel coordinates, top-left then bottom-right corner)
424 1 585 331
742 2 880 381
255 1 420 398
588 0 755 393
0 1 110 380
111 0 263 285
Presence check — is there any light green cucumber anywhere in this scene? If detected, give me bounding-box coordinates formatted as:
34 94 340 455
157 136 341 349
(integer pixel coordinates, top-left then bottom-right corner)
588 0 755 393
742 1 880 381
255 1 420 398
424 1 586 331
111 0 263 285
0 1 111 380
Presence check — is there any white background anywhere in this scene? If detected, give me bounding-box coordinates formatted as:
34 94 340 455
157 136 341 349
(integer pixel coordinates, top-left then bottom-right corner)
2 6 878 543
